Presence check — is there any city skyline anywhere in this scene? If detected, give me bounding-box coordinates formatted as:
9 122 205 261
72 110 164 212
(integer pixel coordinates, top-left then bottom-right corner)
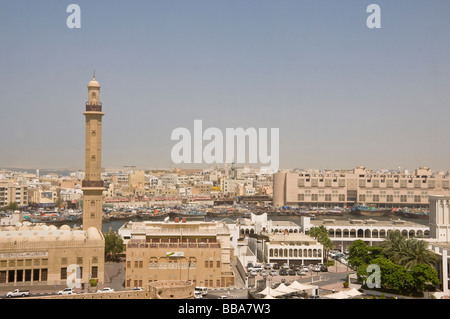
1 1 450 170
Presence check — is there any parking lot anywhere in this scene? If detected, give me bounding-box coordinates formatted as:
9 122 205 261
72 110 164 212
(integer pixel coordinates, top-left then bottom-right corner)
245 250 352 285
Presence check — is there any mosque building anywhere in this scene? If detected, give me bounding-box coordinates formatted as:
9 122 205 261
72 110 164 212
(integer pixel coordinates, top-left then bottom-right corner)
0 76 105 288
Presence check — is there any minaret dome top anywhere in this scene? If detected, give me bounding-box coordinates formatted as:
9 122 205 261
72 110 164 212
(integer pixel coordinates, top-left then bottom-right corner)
88 75 100 88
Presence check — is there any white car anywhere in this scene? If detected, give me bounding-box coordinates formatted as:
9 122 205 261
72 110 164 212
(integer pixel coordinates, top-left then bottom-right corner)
58 288 76 295
194 291 203 299
97 287 115 293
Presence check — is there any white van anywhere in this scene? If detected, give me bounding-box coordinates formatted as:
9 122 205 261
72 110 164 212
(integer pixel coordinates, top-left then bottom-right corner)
195 287 208 296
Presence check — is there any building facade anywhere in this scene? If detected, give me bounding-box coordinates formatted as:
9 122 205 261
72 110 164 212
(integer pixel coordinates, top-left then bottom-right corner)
429 196 450 296
119 220 235 289
0 182 28 208
274 166 450 209
0 224 104 287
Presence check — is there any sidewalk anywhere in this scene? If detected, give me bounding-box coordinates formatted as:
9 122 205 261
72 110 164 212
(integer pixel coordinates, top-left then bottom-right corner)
0 261 126 296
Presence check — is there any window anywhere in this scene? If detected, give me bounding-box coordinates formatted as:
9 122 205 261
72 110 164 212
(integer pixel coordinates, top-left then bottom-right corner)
298 194 304 201
41 269 48 281
91 266 98 278
61 268 67 280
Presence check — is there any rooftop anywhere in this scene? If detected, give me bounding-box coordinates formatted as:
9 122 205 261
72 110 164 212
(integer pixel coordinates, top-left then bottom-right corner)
311 218 429 229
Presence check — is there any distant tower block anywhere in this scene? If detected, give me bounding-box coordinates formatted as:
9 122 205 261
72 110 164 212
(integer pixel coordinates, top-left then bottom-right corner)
82 75 104 231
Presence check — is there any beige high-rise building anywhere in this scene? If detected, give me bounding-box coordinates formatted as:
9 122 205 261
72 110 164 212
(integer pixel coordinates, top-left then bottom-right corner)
82 76 104 231
274 166 450 209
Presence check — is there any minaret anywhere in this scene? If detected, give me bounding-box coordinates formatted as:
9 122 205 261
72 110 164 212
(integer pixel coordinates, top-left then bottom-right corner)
82 75 104 231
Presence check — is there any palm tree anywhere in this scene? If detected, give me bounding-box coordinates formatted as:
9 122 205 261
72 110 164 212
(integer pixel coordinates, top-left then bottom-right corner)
397 238 438 270
381 231 438 269
380 230 405 263
310 225 334 262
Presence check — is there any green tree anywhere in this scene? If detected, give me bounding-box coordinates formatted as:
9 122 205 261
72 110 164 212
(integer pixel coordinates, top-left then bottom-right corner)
309 225 334 261
104 230 124 261
6 202 19 211
348 240 370 268
398 238 439 270
368 256 414 292
410 264 440 292
381 231 438 270
380 230 405 263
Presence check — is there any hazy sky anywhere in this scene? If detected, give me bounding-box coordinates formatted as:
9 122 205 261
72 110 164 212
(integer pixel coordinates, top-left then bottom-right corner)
0 1 449 171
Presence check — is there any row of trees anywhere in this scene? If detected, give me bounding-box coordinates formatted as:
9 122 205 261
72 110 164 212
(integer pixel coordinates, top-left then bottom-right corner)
348 231 440 296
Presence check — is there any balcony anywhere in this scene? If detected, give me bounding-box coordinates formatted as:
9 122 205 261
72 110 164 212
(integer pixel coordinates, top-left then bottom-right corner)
82 180 104 188
85 103 102 112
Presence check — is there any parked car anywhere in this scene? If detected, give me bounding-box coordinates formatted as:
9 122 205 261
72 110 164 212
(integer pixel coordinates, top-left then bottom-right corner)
320 265 328 272
194 291 203 299
132 287 143 291
250 270 257 276
279 269 288 276
261 270 268 277
58 288 75 295
288 269 296 276
269 270 277 276
272 264 280 270
297 270 307 276
264 264 271 270
195 287 208 296
97 287 114 293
